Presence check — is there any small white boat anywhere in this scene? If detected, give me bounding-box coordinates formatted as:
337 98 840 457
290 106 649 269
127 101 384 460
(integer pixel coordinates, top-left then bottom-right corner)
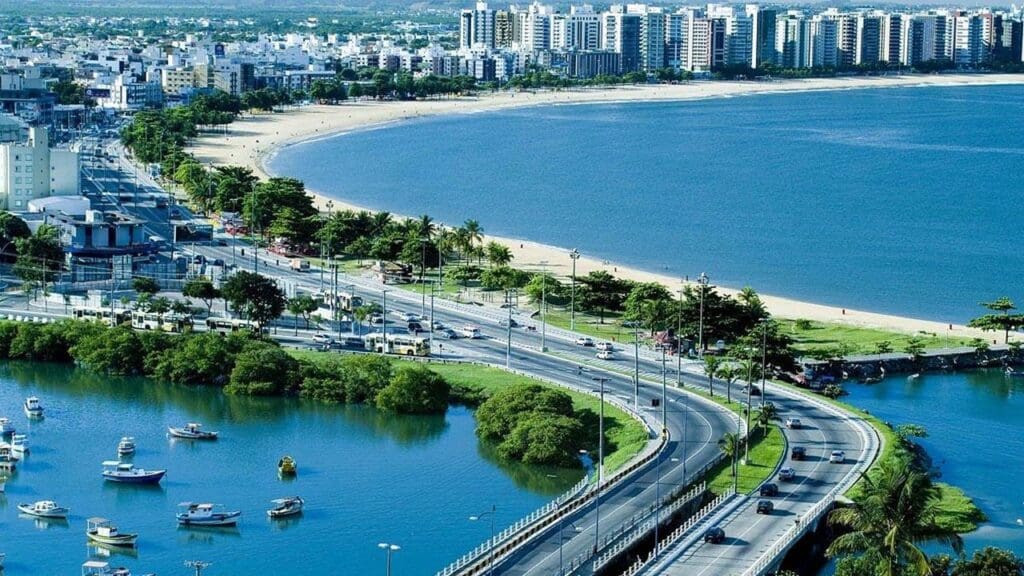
18 500 70 519
11 434 28 455
117 437 136 456
87 518 138 548
168 423 218 440
176 502 241 527
267 496 304 518
102 461 165 484
0 443 16 469
0 417 14 435
81 560 145 576
23 396 44 419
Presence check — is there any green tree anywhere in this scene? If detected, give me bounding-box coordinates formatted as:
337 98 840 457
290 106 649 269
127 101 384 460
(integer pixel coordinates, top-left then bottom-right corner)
718 432 742 481
14 224 64 300
500 413 586 467
375 365 451 414
182 277 221 316
968 297 1024 344
623 282 675 334
132 276 160 296
485 241 513 267
225 342 299 396
524 273 565 306
480 266 531 290
288 294 318 335
951 547 1024 576
755 403 777 439
577 271 632 323
703 354 722 397
904 337 926 363
827 457 963 576
221 271 286 329
0 211 31 260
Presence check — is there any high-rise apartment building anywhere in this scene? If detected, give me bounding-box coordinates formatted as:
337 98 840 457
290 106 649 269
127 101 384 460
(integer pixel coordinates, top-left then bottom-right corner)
460 2 497 49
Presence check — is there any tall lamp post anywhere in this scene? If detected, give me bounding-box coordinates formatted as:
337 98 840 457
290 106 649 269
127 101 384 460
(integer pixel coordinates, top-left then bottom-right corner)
592 375 608 555
539 260 548 352
377 542 400 576
623 320 641 409
569 249 580 331
469 505 497 576
697 272 709 358
505 288 515 369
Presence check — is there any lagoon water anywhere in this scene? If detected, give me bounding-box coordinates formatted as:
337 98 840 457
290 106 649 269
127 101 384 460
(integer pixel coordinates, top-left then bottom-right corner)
270 84 1024 323
0 363 580 575
837 369 1024 561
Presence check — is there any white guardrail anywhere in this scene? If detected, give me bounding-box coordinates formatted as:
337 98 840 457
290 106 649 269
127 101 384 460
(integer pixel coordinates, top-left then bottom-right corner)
737 386 882 576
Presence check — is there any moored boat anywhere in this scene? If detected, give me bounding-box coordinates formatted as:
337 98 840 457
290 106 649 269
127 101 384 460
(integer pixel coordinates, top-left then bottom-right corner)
81 560 150 576
267 496 304 518
176 502 241 527
278 455 297 476
11 434 28 456
23 396 44 419
87 518 138 548
0 417 14 435
18 500 70 519
168 423 218 440
0 443 16 471
102 461 165 484
117 437 136 456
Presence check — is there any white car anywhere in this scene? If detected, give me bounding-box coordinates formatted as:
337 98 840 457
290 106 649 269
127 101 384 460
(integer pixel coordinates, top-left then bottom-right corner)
312 333 333 345
785 418 802 429
778 467 796 481
596 350 615 360
829 450 846 463
596 342 614 351
576 337 595 347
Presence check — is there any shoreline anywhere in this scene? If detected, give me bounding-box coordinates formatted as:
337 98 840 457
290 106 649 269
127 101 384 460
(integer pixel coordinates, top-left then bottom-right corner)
189 73 1024 340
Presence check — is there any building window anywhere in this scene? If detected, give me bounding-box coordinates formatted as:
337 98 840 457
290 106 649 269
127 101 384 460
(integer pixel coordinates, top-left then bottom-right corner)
15 177 21 184
14 201 21 207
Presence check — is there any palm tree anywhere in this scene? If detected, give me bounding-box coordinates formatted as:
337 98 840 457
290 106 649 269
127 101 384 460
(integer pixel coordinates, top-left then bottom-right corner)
463 219 483 264
718 432 742 481
704 355 721 398
485 241 512 268
371 212 393 236
718 363 741 404
827 457 964 576
755 403 777 439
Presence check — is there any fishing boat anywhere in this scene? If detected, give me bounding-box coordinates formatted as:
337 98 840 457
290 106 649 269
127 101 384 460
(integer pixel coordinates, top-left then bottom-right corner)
80 560 151 576
267 496 304 518
0 443 16 471
18 500 70 519
11 434 28 456
0 417 14 435
167 423 218 440
101 461 165 484
86 518 138 548
23 396 44 419
176 502 241 527
278 455 297 476
117 437 136 456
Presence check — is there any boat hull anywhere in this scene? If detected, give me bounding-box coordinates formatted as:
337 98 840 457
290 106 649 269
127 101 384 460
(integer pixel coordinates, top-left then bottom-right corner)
17 505 69 519
103 471 165 484
268 506 303 518
168 428 218 440
176 513 240 527
87 532 138 547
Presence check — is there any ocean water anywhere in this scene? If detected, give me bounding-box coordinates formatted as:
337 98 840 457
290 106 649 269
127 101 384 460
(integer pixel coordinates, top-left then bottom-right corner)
269 84 1024 323
0 363 580 575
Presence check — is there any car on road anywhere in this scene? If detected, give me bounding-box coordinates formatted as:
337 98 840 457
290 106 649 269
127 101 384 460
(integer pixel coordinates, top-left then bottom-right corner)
215 239 228 246
498 318 519 328
408 322 424 334
596 342 614 351
829 450 846 463
790 446 806 461
785 418 802 429
778 467 797 481
596 350 615 360
432 321 445 331
759 483 779 497
437 328 459 339
703 526 726 544
743 385 762 396
576 337 595 347
312 333 333 345
460 326 482 339
756 500 775 515
369 314 385 326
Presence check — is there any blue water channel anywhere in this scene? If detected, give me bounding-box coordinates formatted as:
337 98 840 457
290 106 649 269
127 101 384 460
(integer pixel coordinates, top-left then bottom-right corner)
269 84 1024 324
0 362 581 575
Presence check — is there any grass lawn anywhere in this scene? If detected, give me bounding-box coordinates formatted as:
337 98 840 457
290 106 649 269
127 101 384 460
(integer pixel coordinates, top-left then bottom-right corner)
706 424 785 495
778 319 972 357
543 308 637 343
933 483 988 533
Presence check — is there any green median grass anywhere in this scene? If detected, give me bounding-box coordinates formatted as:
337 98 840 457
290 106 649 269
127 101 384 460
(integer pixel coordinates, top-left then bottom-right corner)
706 424 785 495
778 318 972 357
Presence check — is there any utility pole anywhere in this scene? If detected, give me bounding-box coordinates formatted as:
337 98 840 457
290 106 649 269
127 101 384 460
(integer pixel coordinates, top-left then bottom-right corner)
569 249 580 331
540 260 548 352
505 288 514 369
697 272 709 358
429 282 436 355
592 375 607 556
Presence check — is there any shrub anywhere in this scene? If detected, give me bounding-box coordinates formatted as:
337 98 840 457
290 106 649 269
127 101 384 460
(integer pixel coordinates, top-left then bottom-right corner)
375 365 450 414
225 343 299 396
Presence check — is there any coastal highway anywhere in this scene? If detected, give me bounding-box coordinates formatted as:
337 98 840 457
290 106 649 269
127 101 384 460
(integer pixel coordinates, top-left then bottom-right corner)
641 377 877 576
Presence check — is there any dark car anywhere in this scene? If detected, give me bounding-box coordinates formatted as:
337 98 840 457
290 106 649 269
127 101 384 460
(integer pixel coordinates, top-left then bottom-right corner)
408 322 424 333
791 446 806 461
759 483 779 497
498 318 519 328
756 500 774 515
703 526 726 544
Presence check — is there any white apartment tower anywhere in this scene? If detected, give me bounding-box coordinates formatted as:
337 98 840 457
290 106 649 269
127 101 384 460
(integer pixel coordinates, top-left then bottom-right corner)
460 2 496 49
0 127 80 211
809 15 839 67
627 5 666 72
775 11 809 68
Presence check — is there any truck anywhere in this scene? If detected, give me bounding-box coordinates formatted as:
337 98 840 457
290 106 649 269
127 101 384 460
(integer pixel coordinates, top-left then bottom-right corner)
290 258 310 272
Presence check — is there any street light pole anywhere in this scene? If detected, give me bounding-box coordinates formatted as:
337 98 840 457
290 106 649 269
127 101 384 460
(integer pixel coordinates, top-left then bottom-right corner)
505 289 514 369
429 282 436 354
761 321 769 409
540 260 548 352
382 288 389 349
377 542 400 576
469 505 497 576
569 249 579 331
697 272 709 358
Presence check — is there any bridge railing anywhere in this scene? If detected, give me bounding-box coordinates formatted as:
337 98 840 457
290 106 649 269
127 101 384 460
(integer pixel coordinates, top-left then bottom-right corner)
737 385 882 576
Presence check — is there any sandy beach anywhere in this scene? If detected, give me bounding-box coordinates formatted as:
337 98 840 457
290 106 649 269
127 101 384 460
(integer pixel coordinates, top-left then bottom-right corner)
189 73 1024 340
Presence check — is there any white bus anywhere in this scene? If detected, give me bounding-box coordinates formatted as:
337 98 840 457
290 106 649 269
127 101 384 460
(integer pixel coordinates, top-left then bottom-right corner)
460 325 482 339
131 311 192 333
205 317 260 335
363 333 430 356
73 307 130 326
